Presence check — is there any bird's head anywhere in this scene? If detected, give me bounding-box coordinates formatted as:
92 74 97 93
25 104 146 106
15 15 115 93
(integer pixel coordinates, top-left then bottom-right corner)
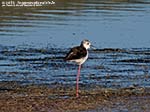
81 39 91 49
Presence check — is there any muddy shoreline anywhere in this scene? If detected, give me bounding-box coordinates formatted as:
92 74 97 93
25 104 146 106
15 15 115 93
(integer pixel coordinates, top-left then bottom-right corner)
0 82 150 112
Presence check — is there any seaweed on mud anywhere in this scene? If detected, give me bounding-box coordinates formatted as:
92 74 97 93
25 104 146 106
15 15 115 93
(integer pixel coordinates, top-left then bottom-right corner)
92 48 127 53
118 58 150 63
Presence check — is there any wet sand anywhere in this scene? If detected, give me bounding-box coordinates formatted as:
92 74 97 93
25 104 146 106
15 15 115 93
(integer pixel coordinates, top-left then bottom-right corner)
0 82 150 112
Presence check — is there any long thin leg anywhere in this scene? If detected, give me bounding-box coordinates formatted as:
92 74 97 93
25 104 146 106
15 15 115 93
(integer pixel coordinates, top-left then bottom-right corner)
76 65 81 97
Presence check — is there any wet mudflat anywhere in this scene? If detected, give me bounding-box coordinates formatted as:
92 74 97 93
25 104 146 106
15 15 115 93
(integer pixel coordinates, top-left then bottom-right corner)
0 82 150 112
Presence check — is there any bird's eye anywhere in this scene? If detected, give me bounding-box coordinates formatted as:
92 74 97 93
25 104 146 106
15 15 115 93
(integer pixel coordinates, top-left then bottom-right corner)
87 42 89 45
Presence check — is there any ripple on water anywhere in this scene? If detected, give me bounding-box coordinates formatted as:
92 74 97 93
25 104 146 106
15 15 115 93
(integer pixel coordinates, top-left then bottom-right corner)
0 45 149 88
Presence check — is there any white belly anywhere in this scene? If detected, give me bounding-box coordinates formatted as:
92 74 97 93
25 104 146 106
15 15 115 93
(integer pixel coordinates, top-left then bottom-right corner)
70 51 88 65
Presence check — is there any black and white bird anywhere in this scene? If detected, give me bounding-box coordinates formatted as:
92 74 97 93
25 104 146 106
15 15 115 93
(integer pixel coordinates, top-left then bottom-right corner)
65 39 91 97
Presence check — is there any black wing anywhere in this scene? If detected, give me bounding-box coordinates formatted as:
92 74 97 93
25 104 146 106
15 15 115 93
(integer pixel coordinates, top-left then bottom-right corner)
65 46 87 61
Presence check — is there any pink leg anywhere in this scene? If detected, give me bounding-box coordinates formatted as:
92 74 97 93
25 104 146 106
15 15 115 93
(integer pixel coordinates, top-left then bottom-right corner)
76 65 81 97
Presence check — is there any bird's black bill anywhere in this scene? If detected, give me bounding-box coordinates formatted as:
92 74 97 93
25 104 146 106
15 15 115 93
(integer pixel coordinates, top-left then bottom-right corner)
90 45 97 50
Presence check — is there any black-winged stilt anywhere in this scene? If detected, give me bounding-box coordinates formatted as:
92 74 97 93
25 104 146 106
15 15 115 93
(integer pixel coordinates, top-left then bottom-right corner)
65 40 91 97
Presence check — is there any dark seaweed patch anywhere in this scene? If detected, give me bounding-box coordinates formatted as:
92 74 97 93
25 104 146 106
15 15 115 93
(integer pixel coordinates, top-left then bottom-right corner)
92 48 127 53
118 59 150 63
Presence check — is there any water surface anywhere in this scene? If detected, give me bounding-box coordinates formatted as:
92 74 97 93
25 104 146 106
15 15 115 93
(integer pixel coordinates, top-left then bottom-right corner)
0 0 150 48
0 46 149 89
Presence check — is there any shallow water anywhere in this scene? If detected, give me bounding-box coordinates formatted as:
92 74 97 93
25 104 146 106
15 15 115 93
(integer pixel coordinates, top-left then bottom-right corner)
0 0 150 89
0 46 149 89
